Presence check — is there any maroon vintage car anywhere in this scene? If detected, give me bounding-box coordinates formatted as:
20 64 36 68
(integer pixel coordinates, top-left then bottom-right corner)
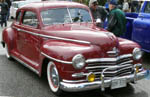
1 1 146 95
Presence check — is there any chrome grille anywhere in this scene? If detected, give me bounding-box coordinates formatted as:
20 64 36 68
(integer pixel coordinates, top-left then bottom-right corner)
86 54 133 79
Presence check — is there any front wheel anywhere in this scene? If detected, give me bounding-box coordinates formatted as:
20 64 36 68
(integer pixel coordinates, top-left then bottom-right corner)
47 61 62 95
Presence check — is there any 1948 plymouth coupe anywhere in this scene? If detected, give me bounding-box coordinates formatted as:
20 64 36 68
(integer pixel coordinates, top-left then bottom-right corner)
1 1 147 95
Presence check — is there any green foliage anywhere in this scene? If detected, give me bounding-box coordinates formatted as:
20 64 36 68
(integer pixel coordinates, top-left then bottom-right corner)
72 0 107 6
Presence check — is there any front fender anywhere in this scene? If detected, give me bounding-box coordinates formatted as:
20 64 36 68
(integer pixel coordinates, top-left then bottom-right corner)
40 40 101 80
118 37 141 64
41 41 92 61
118 37 141 53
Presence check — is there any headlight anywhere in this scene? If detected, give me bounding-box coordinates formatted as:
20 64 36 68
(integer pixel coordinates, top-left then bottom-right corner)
133 48 143 60
72 54 85 69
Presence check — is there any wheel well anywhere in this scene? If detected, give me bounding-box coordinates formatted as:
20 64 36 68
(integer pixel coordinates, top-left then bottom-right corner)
1 41 5 48
41 58 49 77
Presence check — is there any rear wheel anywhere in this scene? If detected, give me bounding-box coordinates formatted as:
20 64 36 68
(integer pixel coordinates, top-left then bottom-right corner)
47 61 62 95
4 43 12 59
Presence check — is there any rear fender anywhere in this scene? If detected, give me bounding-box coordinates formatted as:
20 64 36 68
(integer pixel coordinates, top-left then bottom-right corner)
2 27 16 50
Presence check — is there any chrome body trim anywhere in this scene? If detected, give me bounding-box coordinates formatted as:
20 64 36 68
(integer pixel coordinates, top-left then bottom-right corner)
41 52 72 64
60 70 146 92
72 72 88 78
86 63 133 69
21 55 39 66
12 55 39 75
86 54 133 63
87 60 133 66
62 79 87 83
12 26 91 44
93 66 133 74
41 53 133 65
100 64 142 91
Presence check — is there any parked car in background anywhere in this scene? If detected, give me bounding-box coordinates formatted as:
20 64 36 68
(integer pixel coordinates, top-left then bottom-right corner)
10 0 41 19
1 1 146 95
124 1 150 53
10 1 28 19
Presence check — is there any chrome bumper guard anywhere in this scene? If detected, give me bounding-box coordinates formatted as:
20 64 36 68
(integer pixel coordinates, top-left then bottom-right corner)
60 64 146 92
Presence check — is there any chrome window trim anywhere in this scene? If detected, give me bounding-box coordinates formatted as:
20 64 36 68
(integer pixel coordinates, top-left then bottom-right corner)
12 55 39 75
41 52 72 64
86 54 133 63
12 26 91 44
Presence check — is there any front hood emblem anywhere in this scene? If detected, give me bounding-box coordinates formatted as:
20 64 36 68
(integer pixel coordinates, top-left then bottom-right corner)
107 47 120 57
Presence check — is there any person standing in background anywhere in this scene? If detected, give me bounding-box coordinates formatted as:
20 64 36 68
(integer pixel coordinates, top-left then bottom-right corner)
5 0 11 20
105 0 110 12
0 0 8 27
107 0 126 37
122 0 129 12
131 1 139 12
89 0 108 27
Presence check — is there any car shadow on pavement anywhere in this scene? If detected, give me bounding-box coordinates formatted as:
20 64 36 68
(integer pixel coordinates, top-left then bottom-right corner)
142 52 150 69
61 84 148 97
104 84 149 97
143 52 150 63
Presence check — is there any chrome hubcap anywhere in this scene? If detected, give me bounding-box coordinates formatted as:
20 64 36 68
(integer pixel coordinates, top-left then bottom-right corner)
51 66 59 87
47 62 60 92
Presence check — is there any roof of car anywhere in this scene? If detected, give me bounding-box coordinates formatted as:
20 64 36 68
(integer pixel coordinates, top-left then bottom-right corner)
20 1 88 10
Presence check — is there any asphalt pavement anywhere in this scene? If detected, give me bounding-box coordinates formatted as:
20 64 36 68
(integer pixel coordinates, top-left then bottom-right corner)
0 20 150 97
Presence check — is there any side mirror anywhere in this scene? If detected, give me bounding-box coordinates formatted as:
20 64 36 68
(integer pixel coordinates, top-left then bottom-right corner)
95 18 102 27
96 18 102 24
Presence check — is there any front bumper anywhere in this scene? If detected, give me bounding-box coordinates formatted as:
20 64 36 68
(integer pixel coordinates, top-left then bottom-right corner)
60 70 146 92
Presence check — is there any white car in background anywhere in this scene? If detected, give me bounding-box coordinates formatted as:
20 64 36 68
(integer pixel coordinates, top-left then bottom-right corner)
10 1 28 19
10 0 41 19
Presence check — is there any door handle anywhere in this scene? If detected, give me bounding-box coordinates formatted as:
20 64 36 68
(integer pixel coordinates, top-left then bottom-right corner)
17 28 21 31
138 15 144 18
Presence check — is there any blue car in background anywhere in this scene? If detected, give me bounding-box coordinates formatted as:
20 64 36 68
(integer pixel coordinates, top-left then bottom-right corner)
123 1 150 53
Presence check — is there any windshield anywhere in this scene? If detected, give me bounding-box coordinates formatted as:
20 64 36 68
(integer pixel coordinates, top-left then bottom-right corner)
69 8 92 23
41 8 92 25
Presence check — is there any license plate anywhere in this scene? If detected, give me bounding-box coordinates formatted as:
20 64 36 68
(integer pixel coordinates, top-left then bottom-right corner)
111 78 127 89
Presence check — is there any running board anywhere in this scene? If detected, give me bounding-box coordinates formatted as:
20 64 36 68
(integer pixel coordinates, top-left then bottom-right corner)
11 55 39 75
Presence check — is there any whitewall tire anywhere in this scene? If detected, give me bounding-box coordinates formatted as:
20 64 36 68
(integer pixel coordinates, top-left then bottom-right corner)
5 43 12 59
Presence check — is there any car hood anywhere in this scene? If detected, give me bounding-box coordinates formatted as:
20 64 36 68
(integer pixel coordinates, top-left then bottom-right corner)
42 23 118 51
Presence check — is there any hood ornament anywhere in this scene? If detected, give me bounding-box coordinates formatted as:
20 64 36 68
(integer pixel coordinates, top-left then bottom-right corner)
107 47 119 57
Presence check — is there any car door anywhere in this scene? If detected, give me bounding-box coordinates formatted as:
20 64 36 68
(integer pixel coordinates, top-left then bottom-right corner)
17 11 40 67
132 1 150 52
13 10 25 55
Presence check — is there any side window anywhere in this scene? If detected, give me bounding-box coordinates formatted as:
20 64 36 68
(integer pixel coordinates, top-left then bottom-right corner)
144 2 150 13
22 11 38 27
16 11 21 23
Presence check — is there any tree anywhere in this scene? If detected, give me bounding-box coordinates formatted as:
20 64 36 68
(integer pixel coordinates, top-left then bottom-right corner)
73 0 107 6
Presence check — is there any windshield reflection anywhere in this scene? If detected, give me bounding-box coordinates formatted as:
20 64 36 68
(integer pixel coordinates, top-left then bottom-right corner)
41 8 92 25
